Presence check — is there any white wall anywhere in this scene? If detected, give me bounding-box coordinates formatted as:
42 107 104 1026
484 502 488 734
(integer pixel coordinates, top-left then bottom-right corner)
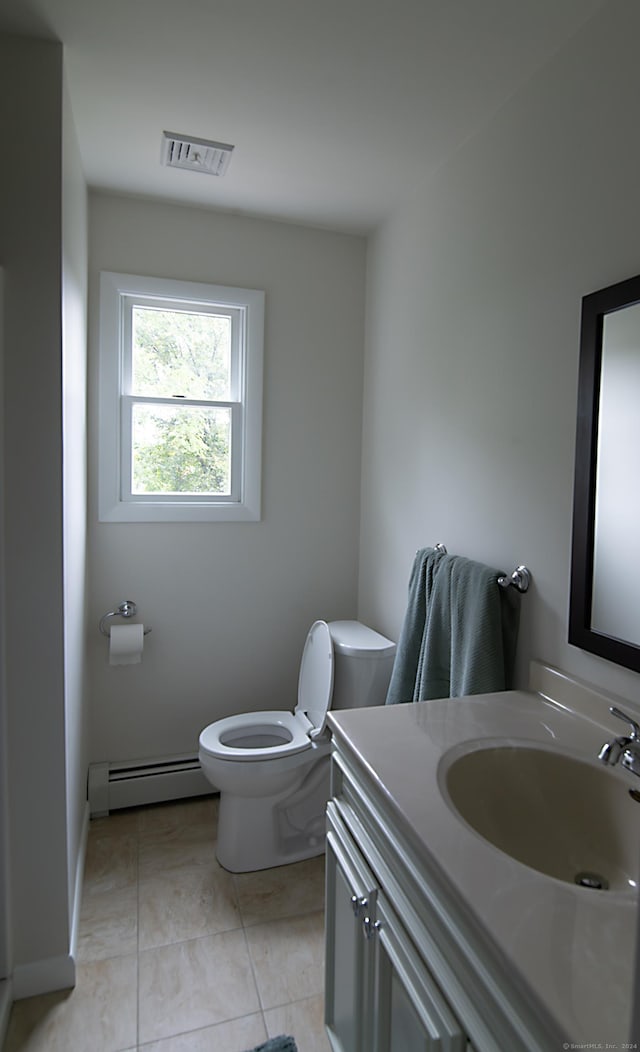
62 76 89 935
0 33 79 993
359 0 640 707
88 193 366 763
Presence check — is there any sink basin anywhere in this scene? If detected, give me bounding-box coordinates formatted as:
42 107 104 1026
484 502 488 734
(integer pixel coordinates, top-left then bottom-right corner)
440 743 640 891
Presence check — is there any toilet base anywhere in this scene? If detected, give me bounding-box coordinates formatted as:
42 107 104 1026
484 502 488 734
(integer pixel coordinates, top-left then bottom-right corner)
215 754 330 872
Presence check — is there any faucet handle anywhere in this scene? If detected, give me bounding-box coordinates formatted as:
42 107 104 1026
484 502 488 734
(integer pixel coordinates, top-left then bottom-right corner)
610 706 640 740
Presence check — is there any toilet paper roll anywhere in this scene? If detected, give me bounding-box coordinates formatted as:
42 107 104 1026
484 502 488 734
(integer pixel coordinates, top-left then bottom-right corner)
109 623 144 665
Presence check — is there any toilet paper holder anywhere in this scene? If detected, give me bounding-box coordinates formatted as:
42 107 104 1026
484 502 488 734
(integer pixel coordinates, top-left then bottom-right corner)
99 600 152 637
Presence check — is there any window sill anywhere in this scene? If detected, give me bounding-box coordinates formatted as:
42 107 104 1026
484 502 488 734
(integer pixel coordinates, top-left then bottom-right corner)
98 499 261 523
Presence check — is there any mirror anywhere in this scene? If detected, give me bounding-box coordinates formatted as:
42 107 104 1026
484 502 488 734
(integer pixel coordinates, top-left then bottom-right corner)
570 273 640 672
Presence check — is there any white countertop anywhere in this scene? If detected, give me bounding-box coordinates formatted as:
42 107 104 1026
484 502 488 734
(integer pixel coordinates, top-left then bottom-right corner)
328 675 638 1046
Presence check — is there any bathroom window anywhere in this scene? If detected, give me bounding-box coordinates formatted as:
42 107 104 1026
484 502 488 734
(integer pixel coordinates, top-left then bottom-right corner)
98 272 264 522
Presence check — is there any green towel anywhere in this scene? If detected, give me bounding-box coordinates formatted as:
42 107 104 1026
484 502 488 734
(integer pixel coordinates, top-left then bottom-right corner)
385 547 445 703
247 1036 298 1052
386 548 520 703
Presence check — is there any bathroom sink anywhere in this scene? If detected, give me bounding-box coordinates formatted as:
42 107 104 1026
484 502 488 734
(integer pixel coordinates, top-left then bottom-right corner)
440 743 640 891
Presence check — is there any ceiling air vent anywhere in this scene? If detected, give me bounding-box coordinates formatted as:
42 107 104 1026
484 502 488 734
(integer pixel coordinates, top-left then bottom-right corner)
162 132 234 176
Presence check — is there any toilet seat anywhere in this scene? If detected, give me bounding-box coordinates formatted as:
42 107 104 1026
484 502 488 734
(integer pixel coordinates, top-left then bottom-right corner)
294 620 334 739
199 709 315 761
199 621 335 763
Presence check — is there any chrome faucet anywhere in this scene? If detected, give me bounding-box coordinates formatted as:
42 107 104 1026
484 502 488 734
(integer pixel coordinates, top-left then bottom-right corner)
598 706 640 778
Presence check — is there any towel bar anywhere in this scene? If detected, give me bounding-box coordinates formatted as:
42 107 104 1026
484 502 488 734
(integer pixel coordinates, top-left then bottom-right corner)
427 545 531 593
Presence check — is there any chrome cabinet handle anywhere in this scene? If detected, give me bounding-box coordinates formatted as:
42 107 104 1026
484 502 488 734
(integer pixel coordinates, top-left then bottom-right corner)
350 895 368 917
362 916 382 939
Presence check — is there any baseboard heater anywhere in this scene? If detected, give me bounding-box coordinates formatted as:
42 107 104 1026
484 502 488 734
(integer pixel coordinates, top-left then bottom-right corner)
88 754 213 817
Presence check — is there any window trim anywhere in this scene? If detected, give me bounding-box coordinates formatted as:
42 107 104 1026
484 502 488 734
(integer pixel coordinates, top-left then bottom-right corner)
98 272 264 522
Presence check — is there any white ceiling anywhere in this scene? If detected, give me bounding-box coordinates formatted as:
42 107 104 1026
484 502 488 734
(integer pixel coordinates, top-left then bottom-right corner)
0 0 606 233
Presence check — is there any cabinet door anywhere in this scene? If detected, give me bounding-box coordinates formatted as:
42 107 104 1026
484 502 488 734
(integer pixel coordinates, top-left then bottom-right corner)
325 803 377 1052
372 896 467 1052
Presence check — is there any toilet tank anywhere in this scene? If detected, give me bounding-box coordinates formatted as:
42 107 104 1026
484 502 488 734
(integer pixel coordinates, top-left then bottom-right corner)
327 621 396 711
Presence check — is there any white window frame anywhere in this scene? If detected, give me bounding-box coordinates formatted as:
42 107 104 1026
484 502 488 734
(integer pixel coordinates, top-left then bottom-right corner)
98 272 264 522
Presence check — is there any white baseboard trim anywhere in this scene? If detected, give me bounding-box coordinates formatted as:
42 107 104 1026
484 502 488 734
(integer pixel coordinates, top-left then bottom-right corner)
12 952 75 1000
88 755 211 816
0 977 12 1046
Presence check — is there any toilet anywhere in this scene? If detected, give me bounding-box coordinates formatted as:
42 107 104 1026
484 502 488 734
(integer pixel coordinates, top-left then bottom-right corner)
199 619 396 872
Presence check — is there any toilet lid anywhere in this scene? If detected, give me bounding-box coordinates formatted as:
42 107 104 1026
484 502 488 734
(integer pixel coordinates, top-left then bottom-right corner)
294 620 334 738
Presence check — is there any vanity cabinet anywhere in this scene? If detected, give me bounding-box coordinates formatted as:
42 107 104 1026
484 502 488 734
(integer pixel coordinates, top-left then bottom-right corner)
324 800 376 1052
325 741 558 1052
325 798 466 1052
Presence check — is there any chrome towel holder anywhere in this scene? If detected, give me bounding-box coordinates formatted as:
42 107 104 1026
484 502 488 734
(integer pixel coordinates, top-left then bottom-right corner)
99 600 152 637
497 566 531 593
432 544 531 593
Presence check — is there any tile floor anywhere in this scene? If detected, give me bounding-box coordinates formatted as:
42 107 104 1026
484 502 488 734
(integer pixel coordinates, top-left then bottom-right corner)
4 796 331 1052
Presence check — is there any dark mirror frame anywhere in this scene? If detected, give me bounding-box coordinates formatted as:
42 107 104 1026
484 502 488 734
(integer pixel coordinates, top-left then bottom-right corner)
569 272 640 673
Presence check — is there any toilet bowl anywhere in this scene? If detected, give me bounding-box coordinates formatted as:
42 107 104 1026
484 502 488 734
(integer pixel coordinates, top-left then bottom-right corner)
199 619 395 872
